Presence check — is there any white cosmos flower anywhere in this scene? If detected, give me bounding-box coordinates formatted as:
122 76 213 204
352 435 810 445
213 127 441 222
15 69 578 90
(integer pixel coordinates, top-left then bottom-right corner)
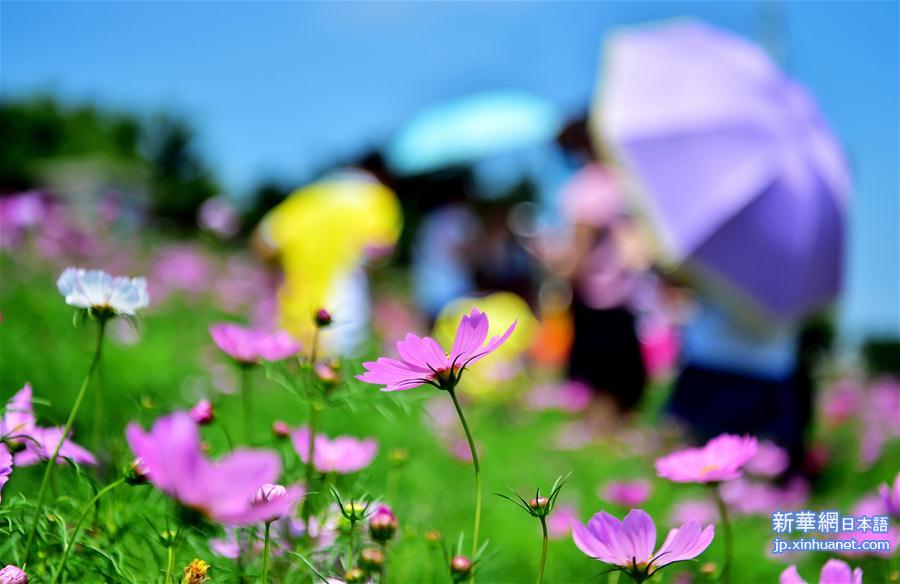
57 268 149 316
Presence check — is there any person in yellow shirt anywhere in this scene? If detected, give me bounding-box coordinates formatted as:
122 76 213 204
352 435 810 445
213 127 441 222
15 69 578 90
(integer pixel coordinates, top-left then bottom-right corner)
256 168 403 356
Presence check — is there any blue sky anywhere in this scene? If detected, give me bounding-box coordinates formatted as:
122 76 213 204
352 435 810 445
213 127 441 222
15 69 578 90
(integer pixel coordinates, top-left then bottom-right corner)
2 1 897 340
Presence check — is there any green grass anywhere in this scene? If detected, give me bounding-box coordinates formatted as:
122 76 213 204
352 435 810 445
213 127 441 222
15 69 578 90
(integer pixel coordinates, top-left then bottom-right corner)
0 253 896 583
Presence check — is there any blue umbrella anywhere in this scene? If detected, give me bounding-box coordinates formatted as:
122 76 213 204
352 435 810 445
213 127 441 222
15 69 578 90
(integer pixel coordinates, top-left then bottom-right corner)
387 90 563 175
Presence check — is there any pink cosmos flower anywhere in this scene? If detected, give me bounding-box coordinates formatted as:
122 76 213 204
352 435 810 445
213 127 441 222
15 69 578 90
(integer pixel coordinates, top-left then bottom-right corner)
126 411 299 525
546 504 577 539
356 308 516 391
209 323 301 364
573 509 714 580
745 440 790 477
780 559 862 584
601 480 652 507
0 564 28 584
0 447 11 503
656 434 758 483
249 483 304 524
291 427 377 474
669 499 718 526
880 473 900 519
523 381 592 413
1 384 96 468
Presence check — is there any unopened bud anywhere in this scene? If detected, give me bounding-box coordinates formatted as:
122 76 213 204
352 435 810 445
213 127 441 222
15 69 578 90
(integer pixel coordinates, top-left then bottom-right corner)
124 458 149 485
529 497 550 511
360 547 385 571
388 448 409 465
700 562 718 576
272 420 291 438
368 505 398 543
424 530 442 544
160 530 178 547
450 556 472 580
181 558 210 584
314 309 333 328
3 440 26 455
344 567 366 584
189 400 214 425
314 362 339 385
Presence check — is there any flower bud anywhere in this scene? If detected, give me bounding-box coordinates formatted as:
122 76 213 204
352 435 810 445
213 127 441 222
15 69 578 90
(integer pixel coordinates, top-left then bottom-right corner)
424 530 442 545
700 562 718 576
0 565 28 584
272 420 291 438
124 458 149 485
368 505 398 543
3 440 26 455
160 530 179 548
181 559 209 584
360 547 385 571
314 308 333 328
314 362 339 385
450 556 472 581
344 567 366 584
529 497 550 512
388 448 409 465
189 400 214 425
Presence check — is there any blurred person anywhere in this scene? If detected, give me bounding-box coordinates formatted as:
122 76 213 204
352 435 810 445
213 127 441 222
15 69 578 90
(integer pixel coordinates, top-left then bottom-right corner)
254 168 402 356
550 118 649 413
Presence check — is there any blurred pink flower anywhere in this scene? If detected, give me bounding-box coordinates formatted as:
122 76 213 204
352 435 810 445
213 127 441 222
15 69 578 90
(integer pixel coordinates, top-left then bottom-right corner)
573 509 714 579
291 428 377 474
126 411 294 525
0 447 11 503
859 377 900 467
601 480 651 507
879 473 900 518
0 564 28 584
745 440 790 477
249 483 304 524
720 478 808 517
198 196 240 238
820 378 864 428
669 499 718 526
1 384 96 468
447 438 480 463
209 323 300 365
190 400 215 425
830 492 900 558
357 308 516 392
149 245 214 303
523 381 592 413
656 434 757 483
546 504 577 539
780 559 862 584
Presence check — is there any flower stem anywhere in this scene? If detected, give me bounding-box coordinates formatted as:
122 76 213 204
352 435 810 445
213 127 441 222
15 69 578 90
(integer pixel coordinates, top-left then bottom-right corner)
303 402 318 536
712 484 732 584
240 365 252 444
537 516 548 584
348 518 357 572
447 388 481 579
51 477 125 583
262 521 272 583
24 317 107 563
165 543 176 583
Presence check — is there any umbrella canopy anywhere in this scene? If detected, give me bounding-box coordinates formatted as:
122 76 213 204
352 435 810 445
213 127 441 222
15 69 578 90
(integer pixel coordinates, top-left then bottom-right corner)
387 90 563 175
596 20 850 321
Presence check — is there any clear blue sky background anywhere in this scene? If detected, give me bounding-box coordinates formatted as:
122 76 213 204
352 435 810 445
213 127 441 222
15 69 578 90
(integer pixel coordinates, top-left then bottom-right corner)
2 1 897 341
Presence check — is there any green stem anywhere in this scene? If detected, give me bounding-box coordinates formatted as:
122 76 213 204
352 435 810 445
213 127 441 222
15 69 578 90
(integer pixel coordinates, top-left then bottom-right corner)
447 388 481 579
348 518 357 572
165 543 176 583
262 521 272 583
24 318 107 562
302 401 319 537
537 516 548 584
241 365 253 444
52 477 125 583
92 356 105 452
713 485 732 584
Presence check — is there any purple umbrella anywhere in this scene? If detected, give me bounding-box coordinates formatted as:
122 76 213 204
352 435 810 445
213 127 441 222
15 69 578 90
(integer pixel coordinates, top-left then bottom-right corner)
596 20 850 321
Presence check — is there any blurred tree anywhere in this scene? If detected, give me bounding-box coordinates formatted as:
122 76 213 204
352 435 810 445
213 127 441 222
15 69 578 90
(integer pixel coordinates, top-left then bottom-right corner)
0 97 217 228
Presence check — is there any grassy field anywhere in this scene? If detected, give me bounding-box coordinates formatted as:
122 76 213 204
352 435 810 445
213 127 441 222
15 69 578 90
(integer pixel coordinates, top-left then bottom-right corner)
0 251 896 583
